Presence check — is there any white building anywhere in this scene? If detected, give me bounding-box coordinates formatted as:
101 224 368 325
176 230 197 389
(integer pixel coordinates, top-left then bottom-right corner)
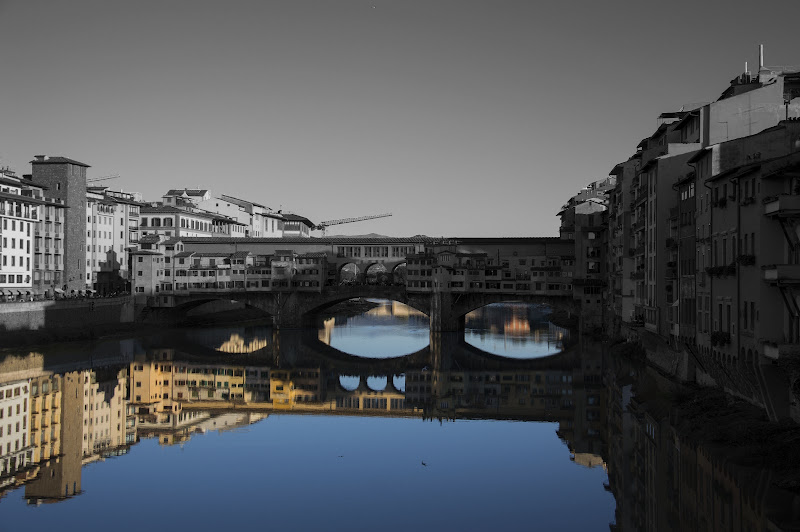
281 213 314 238
165 190 286 238
81 369 128 457
0 380 33 479
0 170 42 295
85 187 142 292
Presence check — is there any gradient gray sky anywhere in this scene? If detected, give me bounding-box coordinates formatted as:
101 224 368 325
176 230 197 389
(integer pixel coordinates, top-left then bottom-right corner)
1 0 798 237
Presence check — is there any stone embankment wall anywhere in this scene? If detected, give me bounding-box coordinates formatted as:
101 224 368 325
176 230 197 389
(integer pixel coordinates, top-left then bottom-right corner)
0 296 134 334
619 323 788 419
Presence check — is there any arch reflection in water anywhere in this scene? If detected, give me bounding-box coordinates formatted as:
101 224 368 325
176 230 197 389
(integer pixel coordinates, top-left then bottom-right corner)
464 302 568 358
318 299 430 358
2 331 799 531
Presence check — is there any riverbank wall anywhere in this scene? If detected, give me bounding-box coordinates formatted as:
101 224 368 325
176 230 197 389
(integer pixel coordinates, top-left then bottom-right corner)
618 323 796 421
0 296 135 346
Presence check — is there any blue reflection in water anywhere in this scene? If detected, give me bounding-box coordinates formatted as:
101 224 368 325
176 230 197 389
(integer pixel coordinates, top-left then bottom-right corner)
465 303 565 358
339 375 360 390
320 299 430 358
1 299 616 531
3 416 613 531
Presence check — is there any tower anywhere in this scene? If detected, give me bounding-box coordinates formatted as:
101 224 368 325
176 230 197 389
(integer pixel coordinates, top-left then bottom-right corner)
30 155 89 291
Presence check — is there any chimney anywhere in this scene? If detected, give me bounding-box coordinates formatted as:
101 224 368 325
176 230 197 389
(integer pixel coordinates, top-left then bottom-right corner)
759 44 764 71
34 155 45 161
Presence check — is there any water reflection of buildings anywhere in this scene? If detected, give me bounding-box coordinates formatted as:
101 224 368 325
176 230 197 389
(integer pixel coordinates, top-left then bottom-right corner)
0 353 136 504
605 358 800 531
2 334 798 529
123 335 607 473
317 301 429 347
464 303 568 349
216 334 269 354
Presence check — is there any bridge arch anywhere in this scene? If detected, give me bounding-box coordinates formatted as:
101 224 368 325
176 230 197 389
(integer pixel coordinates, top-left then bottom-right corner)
364 263 389 284
392 262 407 284
297 287 430 319
338 375 360 391
337 262 361 284
366 376 387 391
450 294 576 323
148 297 273 324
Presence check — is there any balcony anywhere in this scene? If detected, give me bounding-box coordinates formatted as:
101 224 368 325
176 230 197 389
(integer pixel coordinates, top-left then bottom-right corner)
763 264 800 283
764 194 800 217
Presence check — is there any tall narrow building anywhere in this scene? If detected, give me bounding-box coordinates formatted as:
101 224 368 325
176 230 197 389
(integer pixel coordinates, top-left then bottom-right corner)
30 156 89 291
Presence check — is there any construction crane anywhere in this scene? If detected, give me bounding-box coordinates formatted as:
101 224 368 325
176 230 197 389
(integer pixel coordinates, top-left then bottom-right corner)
314 213 392 236
87 174 120 184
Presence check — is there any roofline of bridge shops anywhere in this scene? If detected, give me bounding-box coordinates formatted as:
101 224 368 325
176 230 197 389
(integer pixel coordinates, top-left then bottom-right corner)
160 235 567 246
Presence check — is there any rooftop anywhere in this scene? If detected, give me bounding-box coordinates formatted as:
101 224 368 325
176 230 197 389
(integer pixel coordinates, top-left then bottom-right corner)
164 189 209 197
219 194 268 210
282 213 315 227
176 236 435 244
30 156 90 167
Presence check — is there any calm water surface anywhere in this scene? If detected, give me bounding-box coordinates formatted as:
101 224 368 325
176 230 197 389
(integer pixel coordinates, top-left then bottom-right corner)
1 302 794 530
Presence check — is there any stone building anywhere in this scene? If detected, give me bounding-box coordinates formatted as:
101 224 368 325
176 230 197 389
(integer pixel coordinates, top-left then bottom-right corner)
30 156 89 292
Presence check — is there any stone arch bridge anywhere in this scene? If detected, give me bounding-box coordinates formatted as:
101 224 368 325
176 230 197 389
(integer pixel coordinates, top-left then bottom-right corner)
147 285 578 331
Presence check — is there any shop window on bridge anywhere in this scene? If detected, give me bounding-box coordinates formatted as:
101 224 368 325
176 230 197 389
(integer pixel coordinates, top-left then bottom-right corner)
363 398 387 409
392 246 414 257
364 246 389 258
337 246 362 258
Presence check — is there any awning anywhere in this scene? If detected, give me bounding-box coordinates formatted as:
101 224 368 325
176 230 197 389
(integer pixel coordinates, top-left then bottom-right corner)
672 300 680 307
54 288 64 294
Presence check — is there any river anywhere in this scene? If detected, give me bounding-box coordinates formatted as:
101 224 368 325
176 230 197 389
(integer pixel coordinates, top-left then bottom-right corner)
0 301 797 530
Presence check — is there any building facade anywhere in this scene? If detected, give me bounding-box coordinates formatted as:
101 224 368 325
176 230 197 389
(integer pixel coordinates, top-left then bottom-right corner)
30 156 89 292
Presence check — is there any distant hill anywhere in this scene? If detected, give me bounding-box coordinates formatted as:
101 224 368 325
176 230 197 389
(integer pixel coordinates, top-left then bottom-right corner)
326 233 391 238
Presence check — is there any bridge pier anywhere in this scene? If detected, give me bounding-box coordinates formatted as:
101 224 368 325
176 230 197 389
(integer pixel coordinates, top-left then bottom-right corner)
428 292 465 332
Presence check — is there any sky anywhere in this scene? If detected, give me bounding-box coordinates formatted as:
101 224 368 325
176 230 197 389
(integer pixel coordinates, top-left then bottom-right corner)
1 0 799 237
